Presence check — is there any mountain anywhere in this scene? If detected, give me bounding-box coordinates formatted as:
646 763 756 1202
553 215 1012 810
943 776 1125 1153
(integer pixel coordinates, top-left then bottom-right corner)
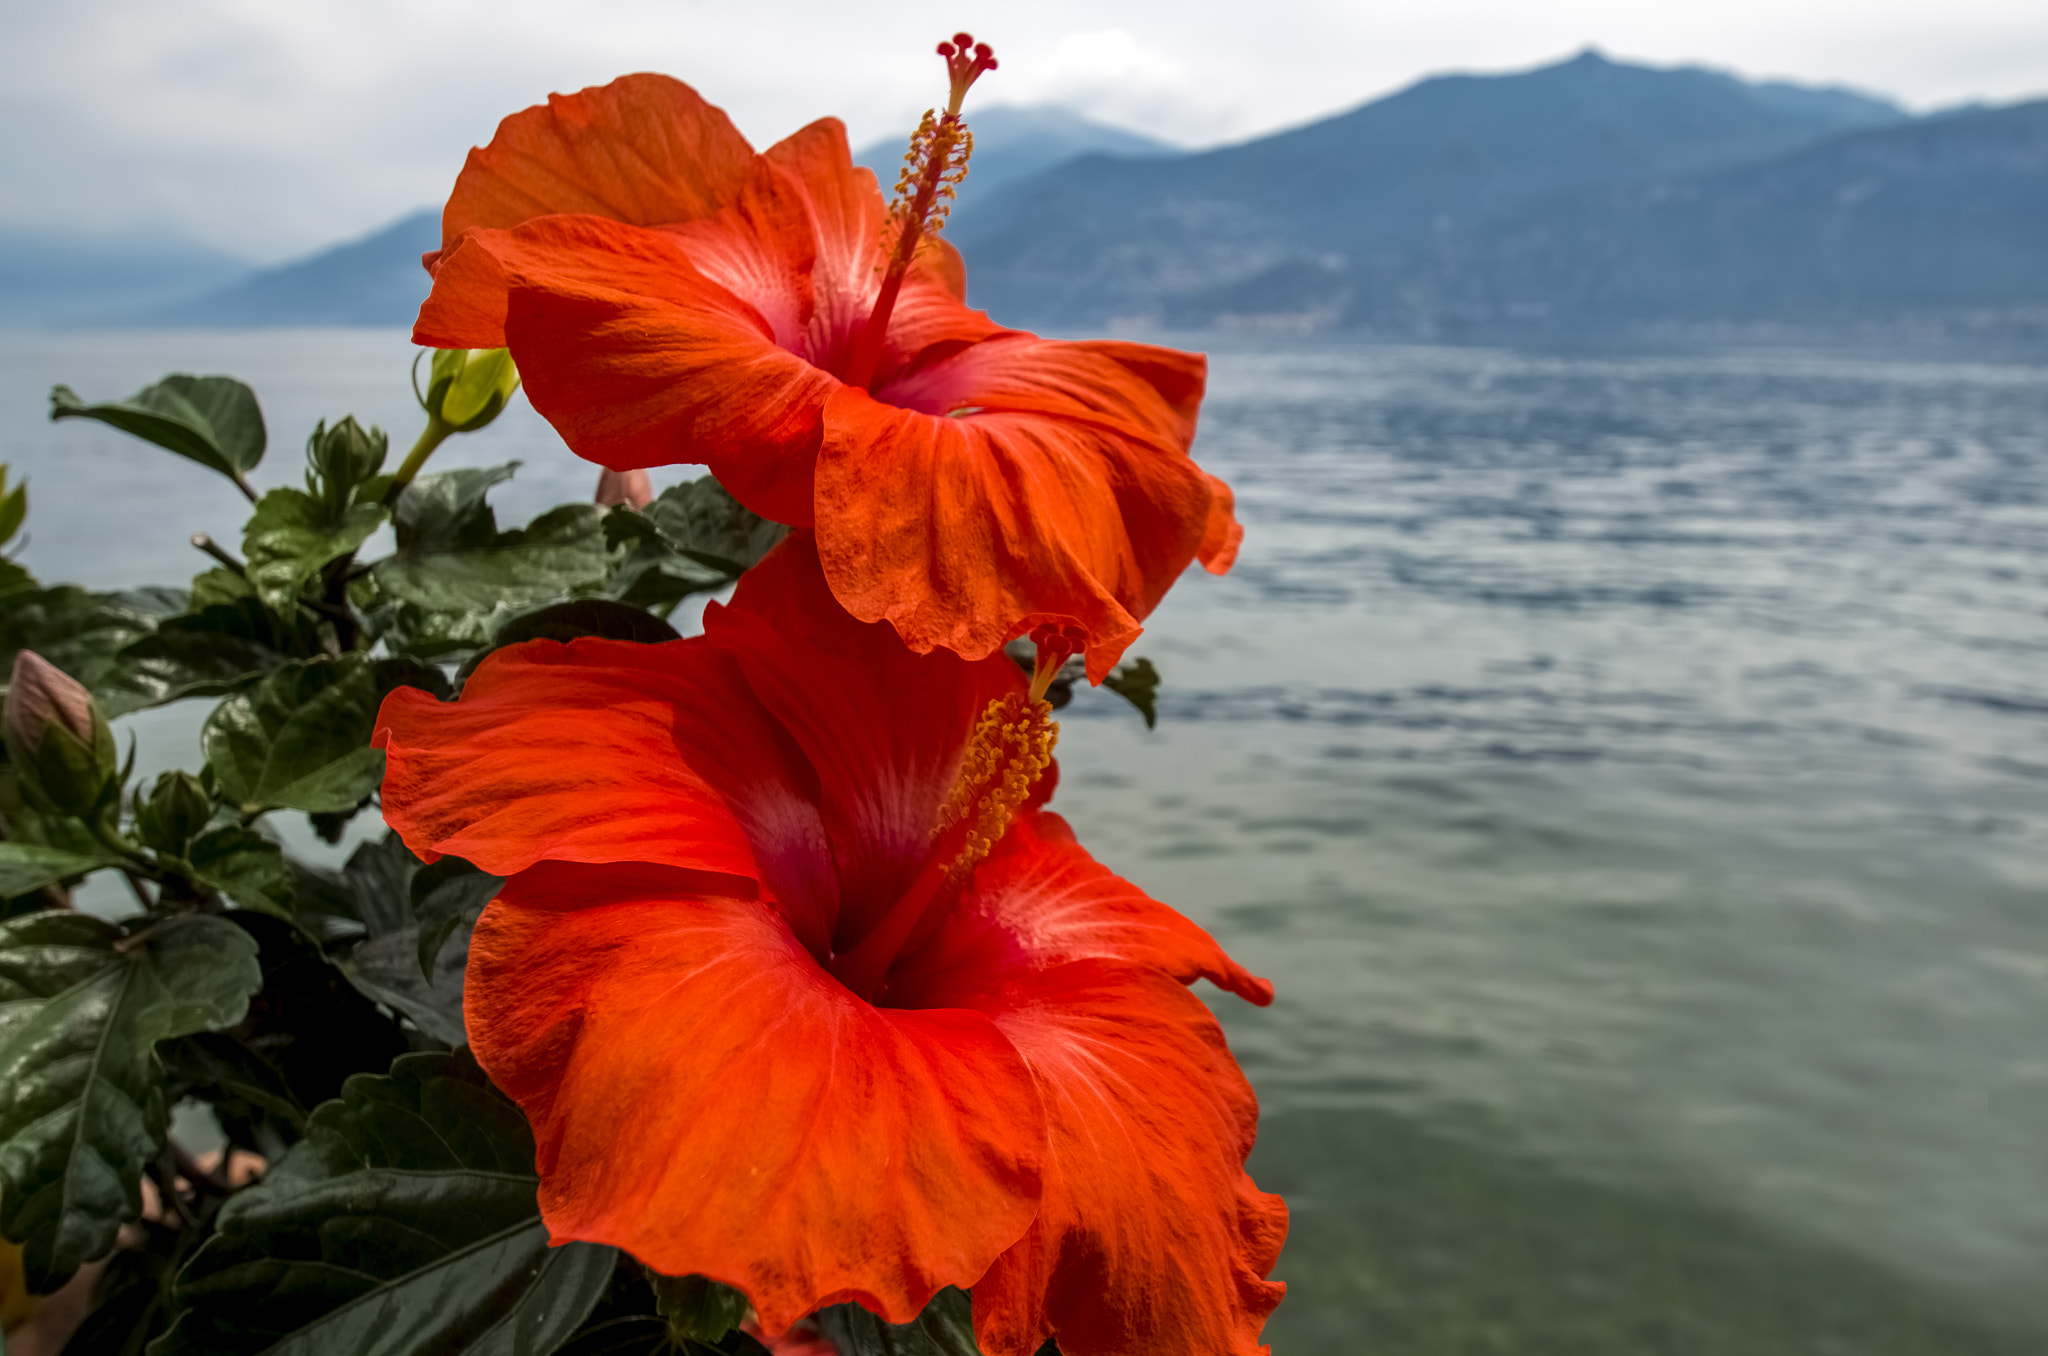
150 210 438 327
855 104 1176 199
951 49 1917 326
0 226 247 327
1322 98 2048 329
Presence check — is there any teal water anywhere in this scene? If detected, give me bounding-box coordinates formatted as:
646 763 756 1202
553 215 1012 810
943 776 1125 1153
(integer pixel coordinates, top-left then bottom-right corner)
3 330 2045 1350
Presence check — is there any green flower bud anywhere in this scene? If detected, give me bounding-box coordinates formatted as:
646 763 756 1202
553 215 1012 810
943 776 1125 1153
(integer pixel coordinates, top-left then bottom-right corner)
135 769 212 853
3 651 117 818
306 416 388 503
424 348 520 433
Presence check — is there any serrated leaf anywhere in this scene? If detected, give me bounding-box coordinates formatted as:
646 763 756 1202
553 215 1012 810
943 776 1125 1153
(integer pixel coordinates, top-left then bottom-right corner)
818 1289 986 1356
241 487 386 613
0 585 187 717
374 462 611 614
0 843 119 897
1101 656 1161 730
202 656 446 815
48 375 264 488
157 1049 615 1356
0 912 260 1290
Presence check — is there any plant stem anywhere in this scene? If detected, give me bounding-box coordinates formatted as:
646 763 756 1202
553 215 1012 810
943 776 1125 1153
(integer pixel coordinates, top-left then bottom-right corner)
384 415 451 506
190 533 247 576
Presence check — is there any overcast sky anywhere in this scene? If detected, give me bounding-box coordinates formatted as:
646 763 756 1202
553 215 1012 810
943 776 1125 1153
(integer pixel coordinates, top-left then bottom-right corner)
5 0 2047 264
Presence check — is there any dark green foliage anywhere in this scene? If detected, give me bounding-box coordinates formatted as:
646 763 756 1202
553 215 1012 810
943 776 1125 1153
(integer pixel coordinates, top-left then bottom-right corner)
8 362 927 1354
48 374 266 492
0 842 119 895
157 1050 615 1355
0 912 260 1289
376 463 610 615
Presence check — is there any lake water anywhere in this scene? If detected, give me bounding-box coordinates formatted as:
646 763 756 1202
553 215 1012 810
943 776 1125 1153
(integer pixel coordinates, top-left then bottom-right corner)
4 329 2046 1353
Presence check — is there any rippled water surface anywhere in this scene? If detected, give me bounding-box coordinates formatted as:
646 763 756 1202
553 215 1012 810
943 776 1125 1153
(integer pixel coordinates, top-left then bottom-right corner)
4 330 2046 1351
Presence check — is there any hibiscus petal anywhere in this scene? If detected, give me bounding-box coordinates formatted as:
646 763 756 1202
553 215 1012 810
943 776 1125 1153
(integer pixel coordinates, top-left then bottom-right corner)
886 809 1274 1009
704 536 1026 945
466 862 1046 1333
760 118 888 371
374 637 842 954
813 380 1221 680
964 960 1287 1356
414 215 838 525
437 73 756 257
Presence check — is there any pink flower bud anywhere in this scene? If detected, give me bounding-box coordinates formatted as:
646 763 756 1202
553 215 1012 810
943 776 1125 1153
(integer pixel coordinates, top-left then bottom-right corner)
5 651 96 755
594 467 655 510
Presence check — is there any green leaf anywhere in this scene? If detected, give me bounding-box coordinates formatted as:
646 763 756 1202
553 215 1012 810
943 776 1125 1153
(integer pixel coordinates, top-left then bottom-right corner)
117 597 325 705
157 1049 615 1356
181 826 295 916
0 843 119 897
0 585 187 717
190 567 254 610
818 1289 986 1356
374 463 611 615
242 487 386 613
650 1273 749 1345
1101 656 1161 730
338 924 468 1046
0 912 260 1290
48 375 265 488
411 857 502 982
603 477 786 616
202 656 446 815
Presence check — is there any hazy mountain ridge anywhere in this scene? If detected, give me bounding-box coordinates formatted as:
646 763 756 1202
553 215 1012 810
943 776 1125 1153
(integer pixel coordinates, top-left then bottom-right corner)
13 53 2041 336
952 50 1954 329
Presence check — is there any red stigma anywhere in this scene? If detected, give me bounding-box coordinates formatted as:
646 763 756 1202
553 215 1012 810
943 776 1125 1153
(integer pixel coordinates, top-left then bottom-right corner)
941 32 998 113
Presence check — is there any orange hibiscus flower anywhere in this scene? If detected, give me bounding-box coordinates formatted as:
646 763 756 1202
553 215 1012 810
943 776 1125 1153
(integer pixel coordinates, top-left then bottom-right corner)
373 536 1285 1356
412 48 1240 682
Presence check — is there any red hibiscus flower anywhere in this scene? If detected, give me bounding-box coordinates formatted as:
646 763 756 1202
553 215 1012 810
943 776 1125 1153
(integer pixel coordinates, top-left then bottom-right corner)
411 51 1241 682
373 536 1285 1356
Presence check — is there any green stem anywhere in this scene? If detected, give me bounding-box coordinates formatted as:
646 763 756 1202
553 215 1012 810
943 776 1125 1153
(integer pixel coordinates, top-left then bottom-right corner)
384 415 451 506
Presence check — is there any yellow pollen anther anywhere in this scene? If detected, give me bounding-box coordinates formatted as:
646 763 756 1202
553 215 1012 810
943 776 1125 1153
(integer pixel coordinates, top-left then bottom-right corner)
935 692 1057 885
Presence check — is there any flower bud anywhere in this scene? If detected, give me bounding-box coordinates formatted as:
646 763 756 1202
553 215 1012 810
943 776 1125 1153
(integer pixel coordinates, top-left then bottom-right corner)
594 467 655 509
425 348 520 433
135 769 212 853
307 416 388 500
3 650 117 818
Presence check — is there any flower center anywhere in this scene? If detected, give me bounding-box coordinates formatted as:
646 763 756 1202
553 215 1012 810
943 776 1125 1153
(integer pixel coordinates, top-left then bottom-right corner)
840 34 997 392
830 689 1054 1002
